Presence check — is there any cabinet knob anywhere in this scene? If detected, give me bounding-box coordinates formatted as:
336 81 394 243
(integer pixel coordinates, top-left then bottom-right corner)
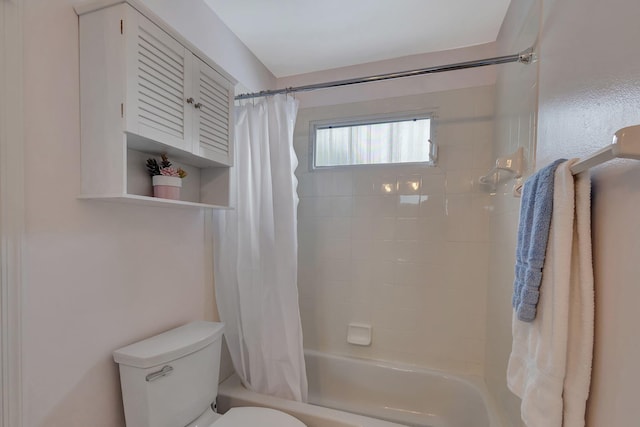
194 102 203 110
186 97 195 104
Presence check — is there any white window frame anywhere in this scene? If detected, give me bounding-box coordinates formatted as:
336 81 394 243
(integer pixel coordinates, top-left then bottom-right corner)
309 111 437 171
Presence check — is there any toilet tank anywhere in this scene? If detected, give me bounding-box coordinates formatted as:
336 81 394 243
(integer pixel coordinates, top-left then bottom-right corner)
113 321 225 427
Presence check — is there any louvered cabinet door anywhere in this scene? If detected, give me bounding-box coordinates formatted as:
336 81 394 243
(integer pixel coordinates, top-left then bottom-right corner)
124 8 192 152
192 58 234 166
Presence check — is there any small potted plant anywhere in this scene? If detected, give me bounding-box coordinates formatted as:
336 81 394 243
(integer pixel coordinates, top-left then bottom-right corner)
146 154 187 200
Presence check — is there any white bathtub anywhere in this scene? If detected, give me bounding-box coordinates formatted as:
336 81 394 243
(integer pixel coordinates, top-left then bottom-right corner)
218 350 502 427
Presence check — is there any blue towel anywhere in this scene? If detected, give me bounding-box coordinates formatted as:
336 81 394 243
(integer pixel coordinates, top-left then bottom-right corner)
513 159 566 322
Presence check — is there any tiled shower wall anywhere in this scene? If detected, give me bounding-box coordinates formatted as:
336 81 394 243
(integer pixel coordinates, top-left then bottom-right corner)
485 0 539 425
295 85 495 375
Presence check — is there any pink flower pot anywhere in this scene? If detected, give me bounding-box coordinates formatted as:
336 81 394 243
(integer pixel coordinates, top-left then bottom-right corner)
152 175 182 200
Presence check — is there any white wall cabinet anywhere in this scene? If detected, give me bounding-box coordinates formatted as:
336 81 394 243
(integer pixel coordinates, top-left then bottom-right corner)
193 58 235 165
76 0 236 208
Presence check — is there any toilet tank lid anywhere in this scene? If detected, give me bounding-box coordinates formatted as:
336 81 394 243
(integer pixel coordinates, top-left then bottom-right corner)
113 321 224 369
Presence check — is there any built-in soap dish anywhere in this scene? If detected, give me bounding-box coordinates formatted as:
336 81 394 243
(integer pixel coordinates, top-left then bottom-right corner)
478 147 525 194
347 322 372 346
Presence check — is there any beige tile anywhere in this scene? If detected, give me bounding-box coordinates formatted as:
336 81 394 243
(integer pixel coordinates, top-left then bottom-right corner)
421 173 446 195
298 196 332 218
393 240 422 263
352 171 376 196
445 170 476 194
419 194 446 217
353 195 397 217
394 218 419 240
295 86 497 375
417 217 446 242
373 174 399 195
397 195 421 217
441 146 475 171
330 196 353 217
352 217 395 240
397 174 422 195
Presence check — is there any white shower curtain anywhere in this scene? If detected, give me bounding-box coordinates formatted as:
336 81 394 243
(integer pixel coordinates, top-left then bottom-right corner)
212 94 308 402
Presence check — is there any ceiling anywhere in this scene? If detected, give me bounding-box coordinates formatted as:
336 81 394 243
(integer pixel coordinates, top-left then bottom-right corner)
204 0 512 78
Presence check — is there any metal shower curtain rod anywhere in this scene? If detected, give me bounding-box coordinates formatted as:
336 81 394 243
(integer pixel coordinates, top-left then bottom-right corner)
235 48 534 101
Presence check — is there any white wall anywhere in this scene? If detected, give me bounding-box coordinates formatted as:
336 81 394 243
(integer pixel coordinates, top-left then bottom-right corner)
535 0 640 425
295 85 495 375
20 1 267 425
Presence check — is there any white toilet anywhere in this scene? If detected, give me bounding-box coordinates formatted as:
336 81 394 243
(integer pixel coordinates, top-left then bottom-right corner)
113 321 306 427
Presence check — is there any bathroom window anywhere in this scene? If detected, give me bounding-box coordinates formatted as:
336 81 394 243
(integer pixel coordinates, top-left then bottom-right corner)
311 114 436 169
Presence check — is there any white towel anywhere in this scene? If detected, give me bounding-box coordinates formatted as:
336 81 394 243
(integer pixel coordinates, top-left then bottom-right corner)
507 159 594 427
562 165 594 427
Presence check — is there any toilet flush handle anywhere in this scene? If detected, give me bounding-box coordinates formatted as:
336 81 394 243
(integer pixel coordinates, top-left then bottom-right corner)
145 365 173 382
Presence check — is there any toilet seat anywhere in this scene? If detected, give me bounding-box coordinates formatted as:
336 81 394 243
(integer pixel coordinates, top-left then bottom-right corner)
211 407 306 427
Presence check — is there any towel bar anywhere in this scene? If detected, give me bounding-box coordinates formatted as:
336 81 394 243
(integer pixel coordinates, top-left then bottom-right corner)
570 125 640 174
